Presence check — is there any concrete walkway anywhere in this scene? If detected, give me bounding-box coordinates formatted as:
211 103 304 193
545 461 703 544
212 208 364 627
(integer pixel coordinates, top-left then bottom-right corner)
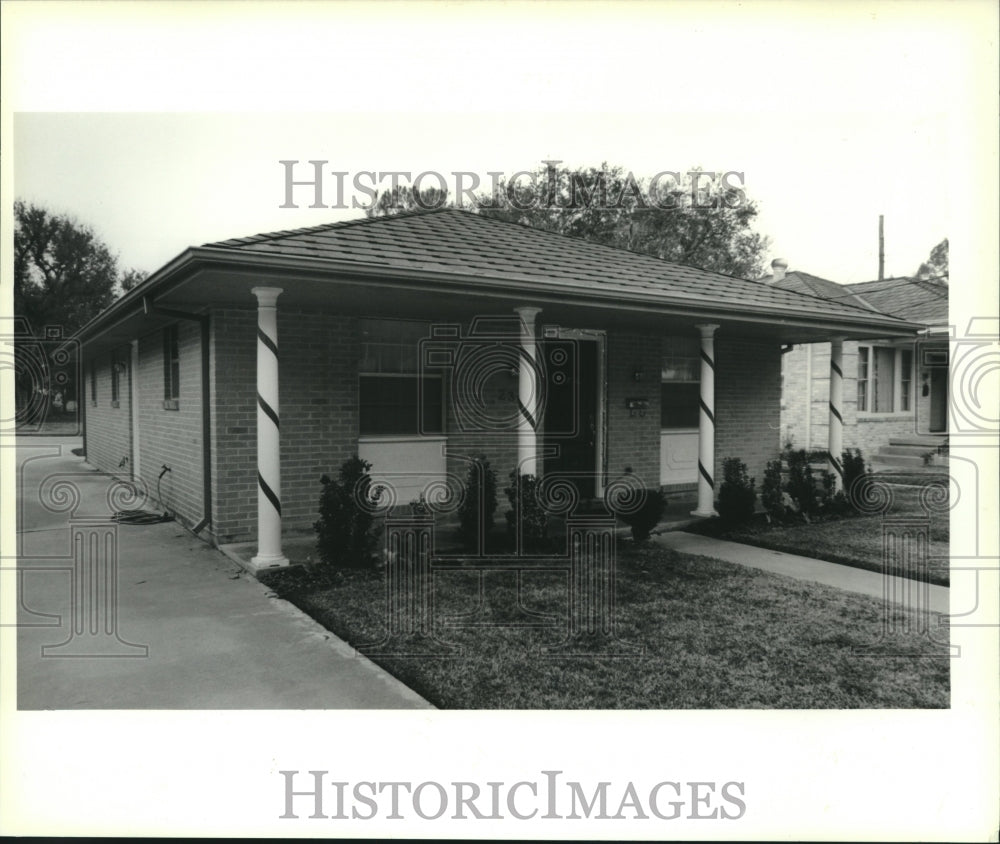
653 530 949 614
11 437 432 709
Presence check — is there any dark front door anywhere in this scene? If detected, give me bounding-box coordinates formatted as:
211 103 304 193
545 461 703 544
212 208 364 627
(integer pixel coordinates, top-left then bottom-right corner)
929 366 948 433
542 338 599 498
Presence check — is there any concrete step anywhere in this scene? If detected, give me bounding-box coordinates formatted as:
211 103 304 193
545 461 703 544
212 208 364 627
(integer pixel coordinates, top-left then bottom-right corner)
888 436 948 448
869 454 929 468
879 444 939 456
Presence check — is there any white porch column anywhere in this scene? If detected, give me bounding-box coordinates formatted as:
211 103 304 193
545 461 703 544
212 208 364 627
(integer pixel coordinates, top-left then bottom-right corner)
692 323 719 517
251 286 289 568
828 337 845 491
515 306 542 476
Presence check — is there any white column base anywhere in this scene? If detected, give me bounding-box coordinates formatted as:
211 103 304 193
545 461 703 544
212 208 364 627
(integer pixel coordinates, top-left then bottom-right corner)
249 552 290 572
690 507 719 518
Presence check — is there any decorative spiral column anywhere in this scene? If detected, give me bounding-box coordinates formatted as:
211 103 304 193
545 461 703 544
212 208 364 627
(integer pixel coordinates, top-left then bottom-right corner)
252 287 288 569
692 324 719 517
828 337 844 490
515 306 542 476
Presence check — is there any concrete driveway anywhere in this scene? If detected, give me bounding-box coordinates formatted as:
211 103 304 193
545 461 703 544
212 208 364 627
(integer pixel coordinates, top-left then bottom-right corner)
11 437 432 709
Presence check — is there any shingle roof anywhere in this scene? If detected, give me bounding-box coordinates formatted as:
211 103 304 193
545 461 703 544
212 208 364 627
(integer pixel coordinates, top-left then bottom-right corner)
763 266 948 327
845 276 948 324
203 208 889 322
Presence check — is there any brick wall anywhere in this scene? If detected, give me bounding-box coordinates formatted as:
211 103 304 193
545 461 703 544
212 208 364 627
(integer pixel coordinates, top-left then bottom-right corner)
606 330 662 489
135 322 205 528
205 312 786 541
714 335 782 487
209 307 359 544
84 347 133 480
781 339 925 459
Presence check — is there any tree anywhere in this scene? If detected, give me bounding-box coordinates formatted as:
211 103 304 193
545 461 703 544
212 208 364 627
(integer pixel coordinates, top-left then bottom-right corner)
915 238 948 283
473 162 770 278
365 184 450 218
14 200 121 334
119 267 149 294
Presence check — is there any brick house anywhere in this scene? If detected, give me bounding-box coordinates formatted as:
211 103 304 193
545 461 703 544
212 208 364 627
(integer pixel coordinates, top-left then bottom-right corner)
74 210 920 569
761 260 949 466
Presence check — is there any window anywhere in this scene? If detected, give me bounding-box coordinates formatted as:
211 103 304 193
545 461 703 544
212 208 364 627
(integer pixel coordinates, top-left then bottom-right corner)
90 360 97 405
857 344 914 414
359 318 443 436
661 336 700 429
900 349 913 412
163 325 180 408
110 349 121 405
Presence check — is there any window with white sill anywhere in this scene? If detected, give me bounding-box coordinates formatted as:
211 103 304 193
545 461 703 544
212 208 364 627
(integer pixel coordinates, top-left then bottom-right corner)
857 346 913 414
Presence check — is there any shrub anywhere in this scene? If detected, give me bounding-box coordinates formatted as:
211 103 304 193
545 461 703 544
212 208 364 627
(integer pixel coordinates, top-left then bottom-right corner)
842 448 868 496
717 457 757 524
314 456 381 568
620 487 666 542
504 470 548 551
761 458 786 521
784 447 818 516
458 455 498 550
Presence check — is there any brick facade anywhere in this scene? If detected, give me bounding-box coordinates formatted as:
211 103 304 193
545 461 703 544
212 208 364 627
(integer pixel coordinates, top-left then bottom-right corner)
84 321 206 529
781 338 944 458
714 335 782 487
84 347 133 480
87 311 786 545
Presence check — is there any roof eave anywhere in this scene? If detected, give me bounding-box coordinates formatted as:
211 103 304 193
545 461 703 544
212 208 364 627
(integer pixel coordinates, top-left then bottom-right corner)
74 246 923 344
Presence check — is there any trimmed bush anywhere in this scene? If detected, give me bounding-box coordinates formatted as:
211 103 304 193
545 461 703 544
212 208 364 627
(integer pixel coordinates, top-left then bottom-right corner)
762 458 786 521
785 448 818 516
504 470 548 551
458 455 498 550
620 487 666 542
842 448 869 497
314 456 380 568
718 457 757 524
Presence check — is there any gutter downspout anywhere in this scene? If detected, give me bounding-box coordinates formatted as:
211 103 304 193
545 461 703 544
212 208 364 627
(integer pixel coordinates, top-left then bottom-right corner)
143 297 212 535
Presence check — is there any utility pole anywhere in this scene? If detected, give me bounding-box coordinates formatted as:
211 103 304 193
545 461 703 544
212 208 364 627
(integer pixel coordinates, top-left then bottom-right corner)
878 214 885 280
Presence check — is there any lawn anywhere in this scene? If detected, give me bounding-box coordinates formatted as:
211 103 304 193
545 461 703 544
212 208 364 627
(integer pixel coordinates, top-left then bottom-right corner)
260 540 950 709
686 480 951 587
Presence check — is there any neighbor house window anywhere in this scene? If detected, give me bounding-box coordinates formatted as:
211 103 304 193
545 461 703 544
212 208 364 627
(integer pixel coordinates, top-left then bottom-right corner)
661 336 700 429
163 325 180 409
857 344 914 414
358 318 443 436
110 349 121 406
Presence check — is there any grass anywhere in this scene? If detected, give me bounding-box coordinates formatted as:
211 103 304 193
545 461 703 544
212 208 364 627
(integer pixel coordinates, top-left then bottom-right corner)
686 482 950 587
260 540 950 709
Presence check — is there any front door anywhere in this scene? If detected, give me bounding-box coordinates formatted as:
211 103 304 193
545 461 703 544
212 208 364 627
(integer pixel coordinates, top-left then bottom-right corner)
542 336 600 498
929 366 948 433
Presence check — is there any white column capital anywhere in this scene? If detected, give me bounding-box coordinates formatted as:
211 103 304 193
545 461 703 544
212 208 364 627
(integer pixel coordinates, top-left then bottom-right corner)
251 286 284 308
695 323 720 339
514 306 542 331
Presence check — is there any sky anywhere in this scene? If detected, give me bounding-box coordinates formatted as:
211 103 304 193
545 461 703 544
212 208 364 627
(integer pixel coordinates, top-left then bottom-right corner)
7 3 977 285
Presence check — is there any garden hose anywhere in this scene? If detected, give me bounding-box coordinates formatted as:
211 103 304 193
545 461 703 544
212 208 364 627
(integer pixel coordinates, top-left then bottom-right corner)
112 465 174 525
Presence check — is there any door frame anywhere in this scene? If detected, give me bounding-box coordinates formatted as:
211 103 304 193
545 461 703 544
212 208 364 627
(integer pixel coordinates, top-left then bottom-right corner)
541 326 607 496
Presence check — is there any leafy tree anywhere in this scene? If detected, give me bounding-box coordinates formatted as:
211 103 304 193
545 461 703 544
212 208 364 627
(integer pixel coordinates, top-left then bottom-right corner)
119 267 149 294
14 200 122 334
365 185 450 218
915 238 948 282
473 162 770 278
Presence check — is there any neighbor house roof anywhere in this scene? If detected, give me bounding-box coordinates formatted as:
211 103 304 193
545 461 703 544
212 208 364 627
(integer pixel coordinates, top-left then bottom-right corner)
844 276 948 324
763 265 947 327
75 208 923 347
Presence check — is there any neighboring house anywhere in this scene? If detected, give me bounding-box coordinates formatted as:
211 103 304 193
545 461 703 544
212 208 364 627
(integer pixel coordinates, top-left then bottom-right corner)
74 210 919 569
761 259 949 467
